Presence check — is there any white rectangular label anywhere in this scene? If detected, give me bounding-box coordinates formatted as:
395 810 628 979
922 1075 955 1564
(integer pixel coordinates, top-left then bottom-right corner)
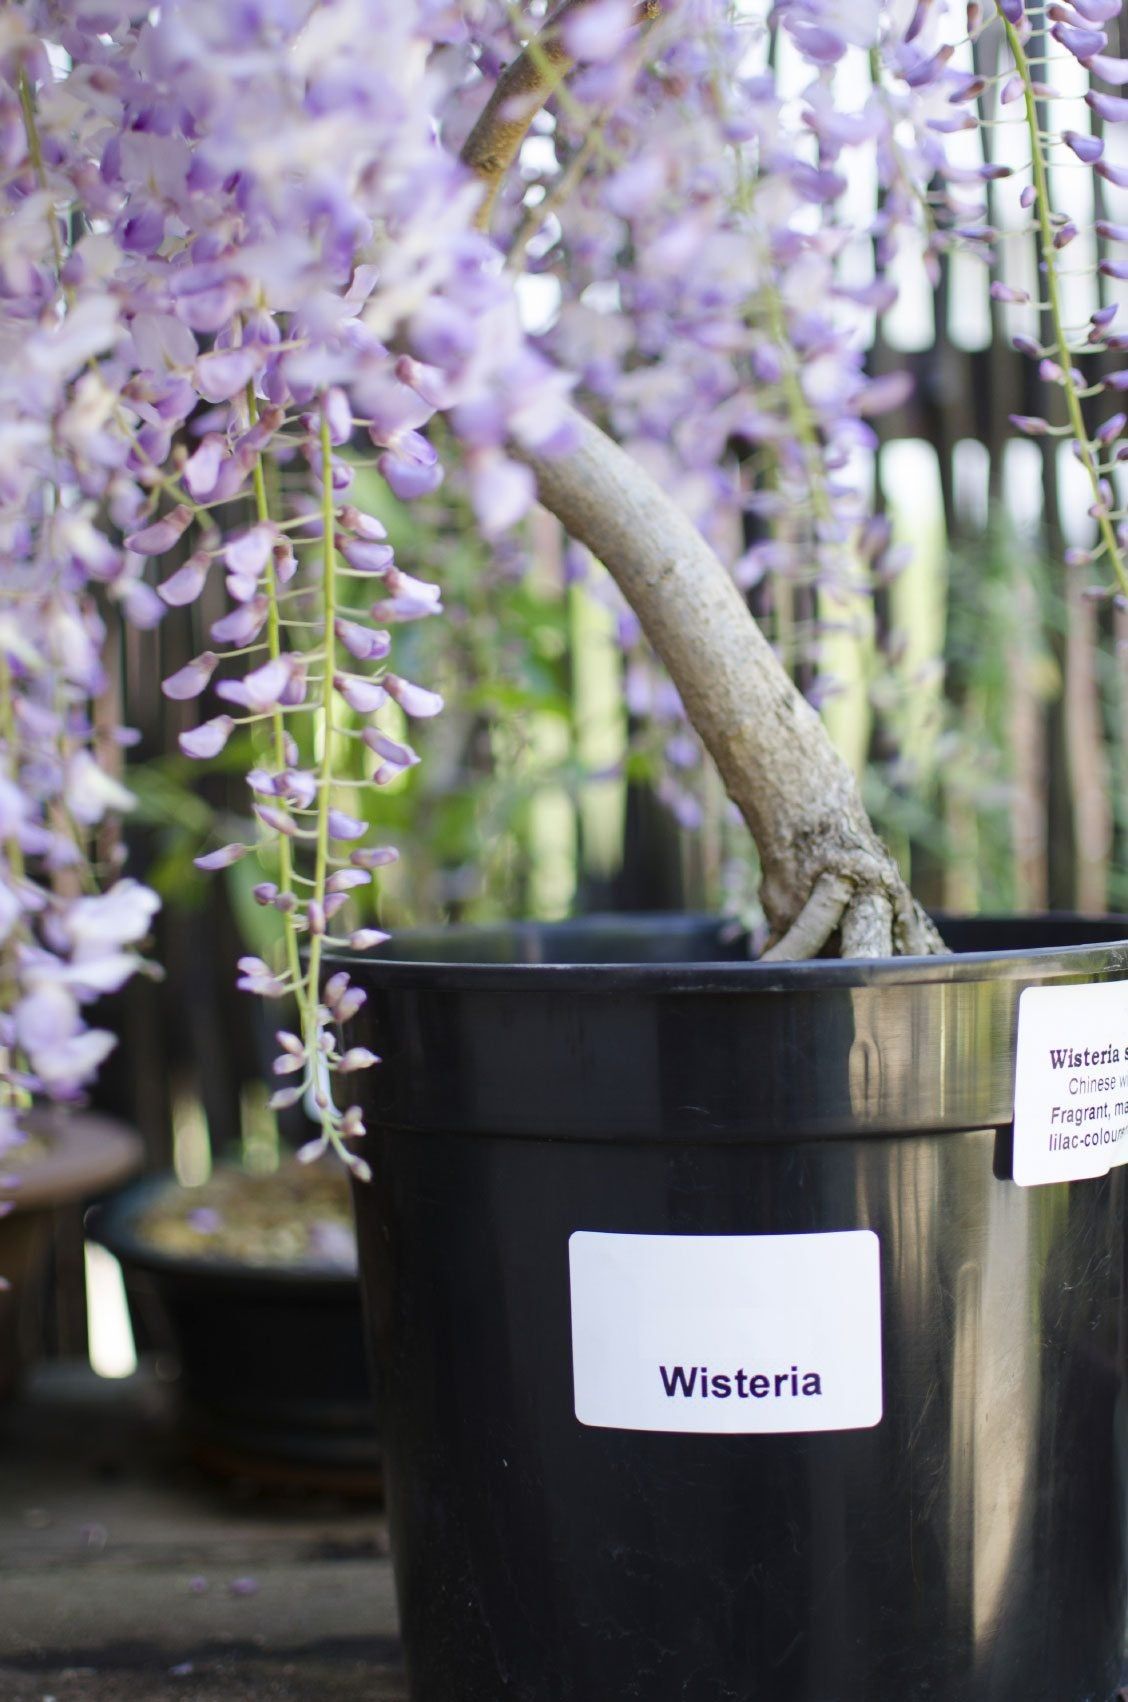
569 1230 883 1435
1013 979 1128 1187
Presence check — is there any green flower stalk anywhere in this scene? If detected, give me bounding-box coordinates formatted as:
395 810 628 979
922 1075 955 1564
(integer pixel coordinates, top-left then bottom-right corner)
998 4 1128 599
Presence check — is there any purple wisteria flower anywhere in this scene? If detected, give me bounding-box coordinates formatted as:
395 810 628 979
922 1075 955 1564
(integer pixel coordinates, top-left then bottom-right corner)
3 0 1118 1153
0 0 579 1164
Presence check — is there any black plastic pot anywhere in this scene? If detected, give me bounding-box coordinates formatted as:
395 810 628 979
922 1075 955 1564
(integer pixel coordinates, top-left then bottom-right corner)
90 1176 379 1492
344 914 1128 1702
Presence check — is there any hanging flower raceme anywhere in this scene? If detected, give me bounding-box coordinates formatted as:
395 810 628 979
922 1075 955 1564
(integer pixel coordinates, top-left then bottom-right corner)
0 12 164 1116
438 0 976 799
2 0 575 1169
981 0 1128 600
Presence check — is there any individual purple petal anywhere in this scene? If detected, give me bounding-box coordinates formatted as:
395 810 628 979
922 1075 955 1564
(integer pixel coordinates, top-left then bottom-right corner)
379 451 444 502
225 524 275 578
362 376 434 443
339 506 387 542
117 202 165 255
335 673 387 714
276 769 317 809
1063 130 1103 163
1087 52 1128 83
215 657 291 712
1053 23 1107 59
349 929 390 951
562 0 633 60
158 553 210 608
326 869 371 893
194 348 258 404
369 592 442 623
785 20 847 63
338 1048 379 1073
126 506 192 555
362 729 419 768
1088 89 1128 123
1072 0 1121 19
273 540 297 584
1096 224 1128 247
1010 414 1051 435
175 282 246 334
334 619 392 661
323 387 352 446
377 431 443 501
179 717 234 759
120 581 166 632
383 674 443 718
470 456 535 535
194 843 251 871
990 282 1030 304
225 571 261 606
323 972 353 1010
948 73 986 104
790 163 847 205
1100 259 1128 281
255 803 296 836
183 436 226 500
340 538 394 574
163 653 218 700
1097 413 1127 443
328 809 367 841
211 598 268 646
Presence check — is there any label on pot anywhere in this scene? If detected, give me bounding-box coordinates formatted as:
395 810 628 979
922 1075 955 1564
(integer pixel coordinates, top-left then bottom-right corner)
1013 979 1128 1187
569 1229 882 1434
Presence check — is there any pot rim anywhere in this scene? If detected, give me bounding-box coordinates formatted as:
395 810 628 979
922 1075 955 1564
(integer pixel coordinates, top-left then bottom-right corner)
326 911 1128 995
1 1112 142 1214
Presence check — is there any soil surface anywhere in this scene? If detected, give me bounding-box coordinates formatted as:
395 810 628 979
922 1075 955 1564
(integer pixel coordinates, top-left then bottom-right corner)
136 1162 356 1271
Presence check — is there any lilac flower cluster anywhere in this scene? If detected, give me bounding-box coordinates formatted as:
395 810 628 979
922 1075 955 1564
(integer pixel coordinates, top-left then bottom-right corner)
3 0 571 1165
0 11 163 1136
3 0 1121 1160
984 0 1128 597
439 0 1003 810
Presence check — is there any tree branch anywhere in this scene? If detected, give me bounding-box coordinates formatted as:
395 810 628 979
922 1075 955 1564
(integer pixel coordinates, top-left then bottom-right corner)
518 416 945 957
463 0 596 231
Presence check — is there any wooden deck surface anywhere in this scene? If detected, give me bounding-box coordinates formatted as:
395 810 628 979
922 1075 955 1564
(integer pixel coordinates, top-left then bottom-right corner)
0 1363 405 1701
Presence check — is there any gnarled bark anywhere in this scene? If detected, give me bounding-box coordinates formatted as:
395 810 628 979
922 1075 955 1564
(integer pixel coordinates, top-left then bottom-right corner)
462 3 944 959
520 415 943 957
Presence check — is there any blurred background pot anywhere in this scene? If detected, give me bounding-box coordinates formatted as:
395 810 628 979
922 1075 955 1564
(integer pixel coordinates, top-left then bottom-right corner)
89 1167 379 1494
0 1112 142 1401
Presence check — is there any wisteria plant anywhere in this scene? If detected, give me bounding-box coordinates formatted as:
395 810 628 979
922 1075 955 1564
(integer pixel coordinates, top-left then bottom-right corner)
2 0 1125 1169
